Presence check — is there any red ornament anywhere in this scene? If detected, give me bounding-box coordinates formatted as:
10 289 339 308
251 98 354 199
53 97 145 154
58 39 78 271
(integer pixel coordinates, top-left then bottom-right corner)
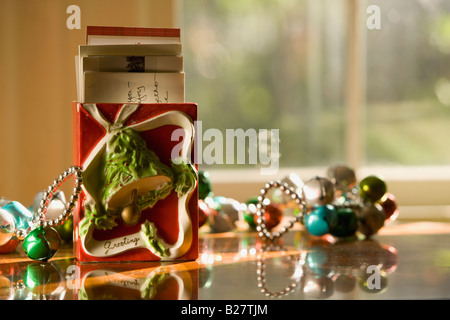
198 199 211 227
379 193 398 221
0 238 20 254
255 203 282 230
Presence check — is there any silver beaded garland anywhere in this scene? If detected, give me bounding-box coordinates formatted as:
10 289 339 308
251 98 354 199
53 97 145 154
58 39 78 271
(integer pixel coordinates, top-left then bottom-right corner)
256 244 300 298
14 166 83 240
256 180 307 240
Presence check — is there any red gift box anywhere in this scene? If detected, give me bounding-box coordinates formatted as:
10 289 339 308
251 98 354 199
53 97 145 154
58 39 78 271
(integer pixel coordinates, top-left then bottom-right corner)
72 102 198 262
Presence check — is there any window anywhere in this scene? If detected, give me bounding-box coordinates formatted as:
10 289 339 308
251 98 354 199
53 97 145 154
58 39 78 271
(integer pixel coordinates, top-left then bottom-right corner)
364 0 450 166
181 0 348 169
180 0 450 219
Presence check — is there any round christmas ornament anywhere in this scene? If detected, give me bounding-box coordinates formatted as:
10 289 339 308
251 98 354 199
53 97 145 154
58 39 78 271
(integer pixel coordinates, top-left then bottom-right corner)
243 197 259 229
359 175 387 202
0 238 19 254
327 165 357 194
22 226 62 262
55 216 73 242
378 193 398 221
212 196 242 226
4 166 83 261
329 208 358 238
302 176 335 206
198 199 211 227
207 208 233 233
31 190 66 221
254 165 397 241
2 201 34 232
304 205 337 237
254 203 283 231
357 204 386 237
0 208 15 247
0 200 35 253
198 171 213 200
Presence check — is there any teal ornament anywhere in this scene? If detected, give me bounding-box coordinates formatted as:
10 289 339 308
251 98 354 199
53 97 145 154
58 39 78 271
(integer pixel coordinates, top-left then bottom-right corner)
2 201 34 231
22 227 61 261
306 246 330 276
0 208 15 246
329 208 358 238
304 205 337 236
359 175 387 202
198 171 213 200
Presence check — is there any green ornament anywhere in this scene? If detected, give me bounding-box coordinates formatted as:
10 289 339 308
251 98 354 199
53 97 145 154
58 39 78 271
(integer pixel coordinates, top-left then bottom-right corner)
23 262 62 295
22 227 61 261
329 208 358 238
55 216 73 242
198 171 213 200
243 197 258 228
359 175 387 202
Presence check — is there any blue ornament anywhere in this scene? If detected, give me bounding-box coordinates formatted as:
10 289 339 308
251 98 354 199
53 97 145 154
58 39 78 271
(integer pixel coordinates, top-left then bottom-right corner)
304 205 337 236
1 201 34 231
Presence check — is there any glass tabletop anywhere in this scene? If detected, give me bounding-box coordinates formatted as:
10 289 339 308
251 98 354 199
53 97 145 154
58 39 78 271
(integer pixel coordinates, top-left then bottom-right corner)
1 221 450 300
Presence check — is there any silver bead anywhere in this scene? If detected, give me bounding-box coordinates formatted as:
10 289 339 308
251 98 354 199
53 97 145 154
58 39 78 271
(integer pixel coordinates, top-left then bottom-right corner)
70 194 79 204
63 170 70 179
73 186 82 194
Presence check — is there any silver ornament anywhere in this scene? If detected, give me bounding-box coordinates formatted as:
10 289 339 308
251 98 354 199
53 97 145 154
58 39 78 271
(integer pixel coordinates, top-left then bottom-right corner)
0 208 15 246
302 176 335 206
327 165 357 193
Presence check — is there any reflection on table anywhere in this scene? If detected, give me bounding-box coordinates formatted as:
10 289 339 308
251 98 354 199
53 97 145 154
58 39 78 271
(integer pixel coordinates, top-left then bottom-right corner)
2 221 450 300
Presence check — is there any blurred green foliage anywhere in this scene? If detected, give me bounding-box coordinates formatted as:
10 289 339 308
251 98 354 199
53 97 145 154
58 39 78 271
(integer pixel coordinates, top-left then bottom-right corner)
181 0 450 169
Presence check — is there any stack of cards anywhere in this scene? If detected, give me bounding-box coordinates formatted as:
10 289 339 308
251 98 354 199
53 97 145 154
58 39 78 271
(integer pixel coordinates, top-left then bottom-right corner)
75 26 185 104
